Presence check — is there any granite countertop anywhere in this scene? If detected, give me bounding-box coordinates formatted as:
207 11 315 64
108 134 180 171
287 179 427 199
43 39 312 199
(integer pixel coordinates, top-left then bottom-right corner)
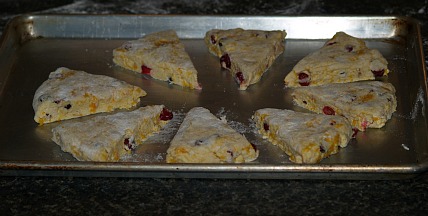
1 0 428 215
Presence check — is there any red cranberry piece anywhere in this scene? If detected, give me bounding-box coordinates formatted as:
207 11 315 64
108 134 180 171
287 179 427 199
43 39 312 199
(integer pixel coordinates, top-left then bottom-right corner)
352 128 359 138
371 69 385 77
160 108 173 121
220 54 231 69
210 35 216 44
64 104 72 109
361 120 369 130
298 72 310 86
250 143 258 152
141 65 151 74
320 145 326 153
235 72 244 84
322 106 335 115
263 123 269 131
345 45 354 52
124 138 135 150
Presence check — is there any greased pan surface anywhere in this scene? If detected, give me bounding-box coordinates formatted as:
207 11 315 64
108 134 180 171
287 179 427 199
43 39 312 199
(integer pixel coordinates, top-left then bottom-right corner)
0 15 427 179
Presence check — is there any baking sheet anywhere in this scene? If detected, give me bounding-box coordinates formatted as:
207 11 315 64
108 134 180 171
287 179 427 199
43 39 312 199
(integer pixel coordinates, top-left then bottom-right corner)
0 15 427 179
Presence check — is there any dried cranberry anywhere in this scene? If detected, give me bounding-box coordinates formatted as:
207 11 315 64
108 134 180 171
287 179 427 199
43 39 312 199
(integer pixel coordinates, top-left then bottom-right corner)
64 104 72 109
220 54 231 69
371 69 385 77
250 143 258 151
160 108 173 121
141 65 151 74
361 120 369 130
298 72 310 86
326 41 337 46
263 123 269 131
235 72 244 84
227 150 234 157
210 35 216 44
352 128 359 138
303 101 307 104
320 145 326 153
124 138 135 150
322 106 335 115
345 45 354 52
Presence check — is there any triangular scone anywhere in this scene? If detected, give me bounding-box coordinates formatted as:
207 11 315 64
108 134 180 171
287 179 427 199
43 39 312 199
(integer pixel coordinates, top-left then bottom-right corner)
205 28 286 90
291 81 397 131
284 32 389 87
52 105 173 162
113 30 201 89
33 67 146 124
166 107 259 163
253 108 352 164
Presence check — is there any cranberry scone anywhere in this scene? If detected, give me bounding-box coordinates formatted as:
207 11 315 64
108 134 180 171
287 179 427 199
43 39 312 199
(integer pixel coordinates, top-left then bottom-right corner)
166 107 259 163
33 67 146 125
113 30 201 89
52 105 173 162
253 108 352 164
284 32 389 87
291 81 397 131
205 28 286 90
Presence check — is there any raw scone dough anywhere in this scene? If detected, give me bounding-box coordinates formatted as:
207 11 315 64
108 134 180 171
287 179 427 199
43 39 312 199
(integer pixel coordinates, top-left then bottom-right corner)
284 32 389 87
253 108 352 164
113 30 201 89
166 107 259 163
291 81 397 131
205 28 286 90
33 67 146 124
52 105 173 162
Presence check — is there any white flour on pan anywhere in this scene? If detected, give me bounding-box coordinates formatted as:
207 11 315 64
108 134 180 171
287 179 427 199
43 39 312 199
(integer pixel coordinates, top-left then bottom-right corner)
410 86 426 121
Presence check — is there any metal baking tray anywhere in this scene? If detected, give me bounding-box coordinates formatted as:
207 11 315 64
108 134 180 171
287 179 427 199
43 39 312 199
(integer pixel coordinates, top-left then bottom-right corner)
0 15 427 179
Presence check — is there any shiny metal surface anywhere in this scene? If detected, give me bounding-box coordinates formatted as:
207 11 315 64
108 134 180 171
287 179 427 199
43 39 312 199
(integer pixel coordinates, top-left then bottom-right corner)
0 15 427 179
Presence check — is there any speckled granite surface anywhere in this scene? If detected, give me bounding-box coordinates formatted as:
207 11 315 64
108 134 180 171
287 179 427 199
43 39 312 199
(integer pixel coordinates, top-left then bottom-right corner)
1 0 428 215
